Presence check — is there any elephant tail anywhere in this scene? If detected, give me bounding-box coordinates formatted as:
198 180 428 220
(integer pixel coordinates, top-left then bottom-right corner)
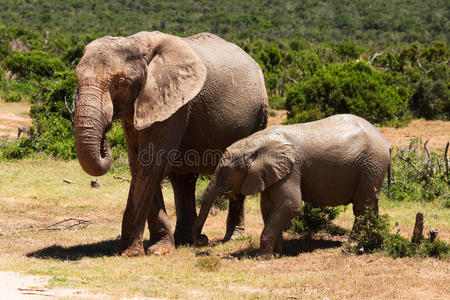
387 147 392 199
254 104 269 132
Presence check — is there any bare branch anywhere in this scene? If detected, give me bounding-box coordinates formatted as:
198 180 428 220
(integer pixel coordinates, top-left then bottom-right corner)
416 58 430 74
423 140 431 160
370 51 385 64
64 90 77 127
399 155 429 183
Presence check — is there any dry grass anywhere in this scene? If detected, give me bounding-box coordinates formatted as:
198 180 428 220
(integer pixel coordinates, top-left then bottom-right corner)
379 119 450 153
0 159 449 299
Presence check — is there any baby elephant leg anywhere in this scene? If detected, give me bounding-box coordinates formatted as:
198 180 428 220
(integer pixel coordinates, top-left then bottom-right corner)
257 178 302 259
223 194 246 242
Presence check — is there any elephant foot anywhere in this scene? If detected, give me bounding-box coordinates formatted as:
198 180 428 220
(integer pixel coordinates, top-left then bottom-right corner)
193 234 209 247
148 240 175 255
117 238 145 257
174 230 194 246
223 225 246 242
256 250 274 260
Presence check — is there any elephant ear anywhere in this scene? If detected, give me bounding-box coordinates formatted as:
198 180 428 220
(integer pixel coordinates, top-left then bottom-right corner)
240 134 295 195
132 31 207 130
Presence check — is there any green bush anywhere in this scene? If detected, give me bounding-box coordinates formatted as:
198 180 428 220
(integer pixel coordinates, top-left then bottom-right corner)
287 203 343 234
417 239 450 259
382 233 417 258
346 210 390 253
285 61 411 126
5 50 66 79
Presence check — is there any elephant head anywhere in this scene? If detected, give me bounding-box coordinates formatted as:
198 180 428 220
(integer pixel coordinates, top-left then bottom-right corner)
192 131 295 245
74 31 207 176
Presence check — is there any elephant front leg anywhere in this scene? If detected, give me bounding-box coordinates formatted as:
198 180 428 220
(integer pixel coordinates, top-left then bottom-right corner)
223 194 246 242
147 188 175 255
118 166 174 257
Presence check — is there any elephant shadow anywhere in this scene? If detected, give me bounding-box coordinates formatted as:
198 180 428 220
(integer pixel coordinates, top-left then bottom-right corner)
27 240 118 261
227 237 343 259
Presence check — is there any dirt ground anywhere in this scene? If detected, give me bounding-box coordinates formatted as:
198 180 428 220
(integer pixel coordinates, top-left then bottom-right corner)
0 102 31 140
0 271 105 299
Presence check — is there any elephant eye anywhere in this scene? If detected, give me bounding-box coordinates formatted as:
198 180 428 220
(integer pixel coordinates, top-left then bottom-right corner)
116 77 130 88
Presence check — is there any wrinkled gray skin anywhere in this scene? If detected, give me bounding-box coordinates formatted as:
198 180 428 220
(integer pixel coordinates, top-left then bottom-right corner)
74 31 268 256
193 114 391 259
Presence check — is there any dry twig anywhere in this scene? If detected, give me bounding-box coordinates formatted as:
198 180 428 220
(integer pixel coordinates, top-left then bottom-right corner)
113 175 131 182
39 218 92 231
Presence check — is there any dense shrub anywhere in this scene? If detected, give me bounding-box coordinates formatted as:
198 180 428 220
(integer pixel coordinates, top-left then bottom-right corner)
5 50 65 79
287 203 344 234
346 210 391 253
285 61 411 126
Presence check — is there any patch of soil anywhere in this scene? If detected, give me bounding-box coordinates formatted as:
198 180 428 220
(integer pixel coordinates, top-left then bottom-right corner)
0 103 32 140
0 271 103 299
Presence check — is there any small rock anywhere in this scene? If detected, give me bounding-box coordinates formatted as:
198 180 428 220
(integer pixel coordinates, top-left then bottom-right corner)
90 179 100 188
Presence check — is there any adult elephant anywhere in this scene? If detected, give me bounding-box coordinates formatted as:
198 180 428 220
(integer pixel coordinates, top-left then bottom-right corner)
74 31 268 256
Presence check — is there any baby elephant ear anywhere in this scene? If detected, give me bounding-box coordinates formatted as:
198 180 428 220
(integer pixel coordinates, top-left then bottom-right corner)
240 136 295 195
133 32 207 130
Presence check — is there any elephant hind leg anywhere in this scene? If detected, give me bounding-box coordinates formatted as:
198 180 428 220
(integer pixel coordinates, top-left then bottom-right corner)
223 194 246 242
350 171 384 238
170 173 198 245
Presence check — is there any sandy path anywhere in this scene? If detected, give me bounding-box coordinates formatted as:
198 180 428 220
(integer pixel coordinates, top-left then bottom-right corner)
0 271 103 299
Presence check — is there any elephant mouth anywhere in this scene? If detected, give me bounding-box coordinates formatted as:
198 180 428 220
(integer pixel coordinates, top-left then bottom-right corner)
100 123 112 159
100 135 108 159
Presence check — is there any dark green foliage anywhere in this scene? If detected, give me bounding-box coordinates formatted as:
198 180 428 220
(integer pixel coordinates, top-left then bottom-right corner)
348 210 390 254
417 239 450 259
5 51 65 79
389 138 449 205
0 1 447 45
107 121 127 161
287 203 343 234
382 233 417 258
285 61 411 126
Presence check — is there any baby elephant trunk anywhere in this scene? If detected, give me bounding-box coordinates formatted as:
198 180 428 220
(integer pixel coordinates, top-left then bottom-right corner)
192 178 221 246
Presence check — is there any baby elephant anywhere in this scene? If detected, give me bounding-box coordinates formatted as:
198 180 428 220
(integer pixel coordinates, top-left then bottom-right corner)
192 114 391 259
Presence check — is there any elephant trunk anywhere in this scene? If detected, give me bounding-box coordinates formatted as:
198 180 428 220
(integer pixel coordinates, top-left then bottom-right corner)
74 82 114 177
192 177 222 245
